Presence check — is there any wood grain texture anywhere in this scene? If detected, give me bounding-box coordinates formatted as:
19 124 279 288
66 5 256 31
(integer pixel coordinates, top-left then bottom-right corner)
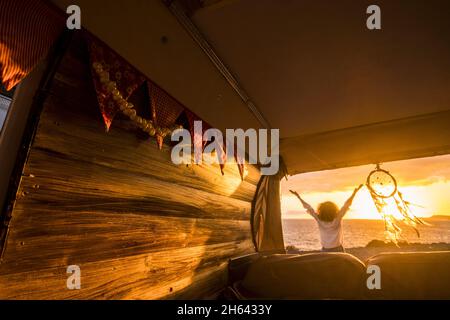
0 35 258 299
0 240 253 299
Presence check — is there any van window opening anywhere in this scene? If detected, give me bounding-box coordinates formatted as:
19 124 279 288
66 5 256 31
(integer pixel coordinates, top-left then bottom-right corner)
281 154 450 252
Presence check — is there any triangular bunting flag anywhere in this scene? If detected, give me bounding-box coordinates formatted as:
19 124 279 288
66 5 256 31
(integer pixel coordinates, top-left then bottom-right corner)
87 36 145 131
147 81 184 149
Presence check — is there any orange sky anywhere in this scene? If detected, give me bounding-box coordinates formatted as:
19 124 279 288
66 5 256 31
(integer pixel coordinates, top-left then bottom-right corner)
281 154 450 220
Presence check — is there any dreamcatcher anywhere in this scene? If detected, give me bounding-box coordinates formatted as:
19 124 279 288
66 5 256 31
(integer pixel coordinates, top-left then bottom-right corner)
366 164 429 243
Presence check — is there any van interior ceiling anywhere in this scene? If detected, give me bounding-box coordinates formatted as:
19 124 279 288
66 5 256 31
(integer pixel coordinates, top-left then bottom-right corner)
0 0 449 301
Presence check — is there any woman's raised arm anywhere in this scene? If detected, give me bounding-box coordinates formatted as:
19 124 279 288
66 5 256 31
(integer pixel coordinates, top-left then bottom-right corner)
289 190 318 218
339 184 364 218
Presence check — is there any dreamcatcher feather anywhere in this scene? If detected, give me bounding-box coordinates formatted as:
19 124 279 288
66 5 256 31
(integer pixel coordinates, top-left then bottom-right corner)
366 164 430 243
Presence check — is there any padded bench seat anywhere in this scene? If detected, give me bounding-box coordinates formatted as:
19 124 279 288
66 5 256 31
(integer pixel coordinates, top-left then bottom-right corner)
365 251 450 299
224 251 450 300
227 253 367 299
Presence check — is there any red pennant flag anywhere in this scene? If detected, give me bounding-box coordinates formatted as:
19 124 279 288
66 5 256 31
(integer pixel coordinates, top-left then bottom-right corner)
148 81 184 149
0 0 64 90
185 109 213 165
87 36 145 131
218 137 227 175
234 146 245 181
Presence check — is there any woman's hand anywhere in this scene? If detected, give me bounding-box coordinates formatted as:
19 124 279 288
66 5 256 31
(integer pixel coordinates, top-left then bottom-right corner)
289 190 302 200
290 190 315 214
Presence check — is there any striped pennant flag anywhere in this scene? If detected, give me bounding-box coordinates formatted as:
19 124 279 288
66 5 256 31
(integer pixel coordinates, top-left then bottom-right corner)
0 0 64 90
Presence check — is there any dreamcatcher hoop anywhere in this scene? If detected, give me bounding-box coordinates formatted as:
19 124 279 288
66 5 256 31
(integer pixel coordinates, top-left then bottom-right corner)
365 163 428 243
366 166 398 198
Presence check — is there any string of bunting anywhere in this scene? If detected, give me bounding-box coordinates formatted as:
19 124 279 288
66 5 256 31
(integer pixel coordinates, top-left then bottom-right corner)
0 0 246 178
86 36 245 179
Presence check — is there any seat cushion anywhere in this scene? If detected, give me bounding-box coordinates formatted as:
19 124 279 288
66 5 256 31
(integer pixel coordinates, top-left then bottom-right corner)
239 253 366 299
365 251 450 299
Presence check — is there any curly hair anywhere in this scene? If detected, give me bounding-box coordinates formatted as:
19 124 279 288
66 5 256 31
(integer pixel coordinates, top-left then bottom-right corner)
317 201 339 222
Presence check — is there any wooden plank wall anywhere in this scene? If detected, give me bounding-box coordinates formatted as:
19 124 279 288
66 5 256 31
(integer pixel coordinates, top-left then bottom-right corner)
0 35 259 299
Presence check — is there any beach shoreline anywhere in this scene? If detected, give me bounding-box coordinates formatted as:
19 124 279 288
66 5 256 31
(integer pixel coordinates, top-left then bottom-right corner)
286 240 450 261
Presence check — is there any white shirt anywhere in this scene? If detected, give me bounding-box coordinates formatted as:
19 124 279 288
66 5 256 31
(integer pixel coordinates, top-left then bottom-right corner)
301 198 353 249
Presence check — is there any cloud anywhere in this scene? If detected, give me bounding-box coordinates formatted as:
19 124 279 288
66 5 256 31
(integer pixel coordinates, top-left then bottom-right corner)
282 154 450 195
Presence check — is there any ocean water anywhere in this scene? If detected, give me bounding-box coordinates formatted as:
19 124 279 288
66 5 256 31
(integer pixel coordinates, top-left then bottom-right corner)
282 219 450 251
